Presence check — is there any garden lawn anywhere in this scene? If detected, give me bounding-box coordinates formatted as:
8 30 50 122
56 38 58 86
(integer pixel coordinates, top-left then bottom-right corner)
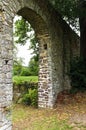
13 76 38 84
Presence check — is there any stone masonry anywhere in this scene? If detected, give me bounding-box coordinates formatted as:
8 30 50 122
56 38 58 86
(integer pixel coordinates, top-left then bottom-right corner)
0 0 79 129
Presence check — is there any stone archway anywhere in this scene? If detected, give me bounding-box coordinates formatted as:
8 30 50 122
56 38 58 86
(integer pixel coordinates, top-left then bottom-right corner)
0 0 79 129
17 7 53 108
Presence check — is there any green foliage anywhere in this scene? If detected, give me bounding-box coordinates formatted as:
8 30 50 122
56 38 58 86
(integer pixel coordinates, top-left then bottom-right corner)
13 58 23 76
14 17 30 45
49 0 86 33
28 58 39 76
21 93 31 106
13 62 38 76
14 16 39 75
13 76 38 104
21 89 38 107
20 66 31 76
49 0 79 28
13 79 38 96
29 33 39 56
69 57 86 93
14 16 39 58
50 0 78 17
13 57 38 77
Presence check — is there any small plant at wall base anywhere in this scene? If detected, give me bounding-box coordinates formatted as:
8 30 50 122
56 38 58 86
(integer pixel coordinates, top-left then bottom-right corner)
69 57 86 93
21 88 38 107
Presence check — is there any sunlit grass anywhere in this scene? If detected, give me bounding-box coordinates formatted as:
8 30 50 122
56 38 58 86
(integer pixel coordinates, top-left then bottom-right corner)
13 76 38 84
12 104 73 130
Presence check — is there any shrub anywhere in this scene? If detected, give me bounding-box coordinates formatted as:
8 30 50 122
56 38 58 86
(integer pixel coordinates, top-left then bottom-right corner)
20 67 31 76
21 89 38 107
21 93 31 105
69 57 86 93
28 59 38 76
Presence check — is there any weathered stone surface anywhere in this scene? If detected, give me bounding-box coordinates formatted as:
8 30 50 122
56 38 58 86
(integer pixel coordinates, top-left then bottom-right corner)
0 0 79 129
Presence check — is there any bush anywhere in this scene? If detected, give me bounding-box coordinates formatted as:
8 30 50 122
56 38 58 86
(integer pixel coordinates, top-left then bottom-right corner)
69 57 86 93
21 89 38 107
28 59 38 76
20 67 31 76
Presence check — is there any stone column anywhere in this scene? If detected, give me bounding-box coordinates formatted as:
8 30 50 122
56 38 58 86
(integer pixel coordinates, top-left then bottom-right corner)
38 35 53 108
0 8 13 130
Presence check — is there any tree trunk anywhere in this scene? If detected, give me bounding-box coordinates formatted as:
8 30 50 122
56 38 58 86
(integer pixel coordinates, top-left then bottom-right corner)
79 0 86 58
80 17 86 58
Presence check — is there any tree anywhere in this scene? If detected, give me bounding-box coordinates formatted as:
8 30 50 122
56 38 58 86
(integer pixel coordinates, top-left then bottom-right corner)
14 16 30 45
28 58 39 76
49 0 79 30
49 0 86 58
13 57 23 76
79 0 86 58
29 35 39 62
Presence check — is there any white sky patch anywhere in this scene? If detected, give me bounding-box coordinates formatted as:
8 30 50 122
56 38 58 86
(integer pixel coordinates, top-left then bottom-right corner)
16 40 34 66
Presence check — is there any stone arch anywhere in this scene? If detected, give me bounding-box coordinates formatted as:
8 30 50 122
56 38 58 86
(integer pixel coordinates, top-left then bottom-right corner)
0 1 56 129
0 0 79 129
17 7 48 35
17 7 53 108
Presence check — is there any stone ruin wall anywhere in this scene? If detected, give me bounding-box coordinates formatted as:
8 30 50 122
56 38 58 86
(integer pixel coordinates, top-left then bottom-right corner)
0 0 80 129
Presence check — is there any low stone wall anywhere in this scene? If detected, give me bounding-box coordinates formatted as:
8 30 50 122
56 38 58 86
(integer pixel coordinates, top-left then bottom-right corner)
13 82 38 102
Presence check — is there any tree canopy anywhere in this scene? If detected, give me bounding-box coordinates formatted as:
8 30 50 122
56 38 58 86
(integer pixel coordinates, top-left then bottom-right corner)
14 17 29 45
49 0 79 28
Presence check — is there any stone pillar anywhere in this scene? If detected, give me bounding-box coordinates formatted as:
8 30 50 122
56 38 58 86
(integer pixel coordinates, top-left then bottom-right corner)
0 8 13 130
38 35 53 108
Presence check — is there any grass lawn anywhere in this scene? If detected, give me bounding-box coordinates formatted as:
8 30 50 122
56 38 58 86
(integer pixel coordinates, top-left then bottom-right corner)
12 92 86 130
13 76 38 84
12 104 73 130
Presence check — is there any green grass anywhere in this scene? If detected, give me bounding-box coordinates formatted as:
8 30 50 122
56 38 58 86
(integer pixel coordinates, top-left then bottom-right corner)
33 118 73 130
13 104 73 130
13 91 86 130
13 76 38 84
12 92 86 130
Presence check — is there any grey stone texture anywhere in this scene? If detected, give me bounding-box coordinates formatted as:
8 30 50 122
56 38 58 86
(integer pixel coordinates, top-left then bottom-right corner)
0 0 79 129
